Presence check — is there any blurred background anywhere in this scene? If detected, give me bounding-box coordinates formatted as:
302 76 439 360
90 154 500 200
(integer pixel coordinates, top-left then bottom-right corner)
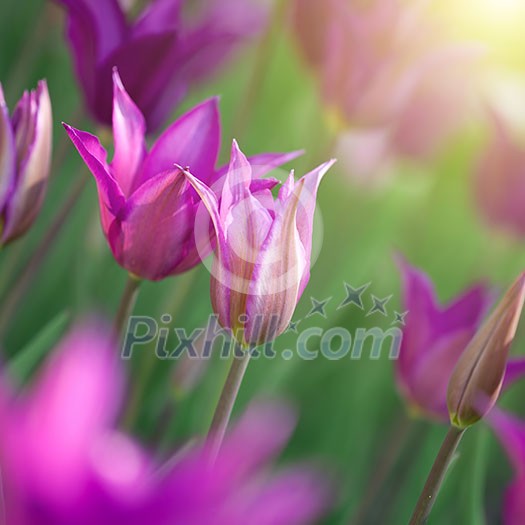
1 0 525 523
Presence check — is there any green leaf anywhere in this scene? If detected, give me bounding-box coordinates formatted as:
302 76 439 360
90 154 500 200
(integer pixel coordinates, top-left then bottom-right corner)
7 311 70 383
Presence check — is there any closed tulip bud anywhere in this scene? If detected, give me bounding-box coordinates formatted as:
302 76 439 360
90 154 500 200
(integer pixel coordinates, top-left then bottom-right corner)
0 81 52 245
447 273 525 429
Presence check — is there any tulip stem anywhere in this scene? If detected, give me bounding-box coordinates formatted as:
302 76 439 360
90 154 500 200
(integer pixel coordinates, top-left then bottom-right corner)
207 349 251 459
114 275 141 338
409 426 466 525
0 175 88 339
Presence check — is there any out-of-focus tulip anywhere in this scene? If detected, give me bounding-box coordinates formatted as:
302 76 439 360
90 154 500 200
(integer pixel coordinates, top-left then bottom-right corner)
183 141 335 345
292 0 481 175
64 70 299 281
447 272 525 429
396 256 491 421
489 410 525 525
475 110 525 237
0 323 329 524
0 80 52 245
54 0 265 132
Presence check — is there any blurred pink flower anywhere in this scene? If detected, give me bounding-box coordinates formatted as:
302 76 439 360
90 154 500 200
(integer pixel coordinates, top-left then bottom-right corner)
64 70 299 281
0 323 329 524
293 0 481 175
183 141 335 344
475 110 525 237
396 256 525 421
54 0 265 132
0 81 52 245
489 410 525 525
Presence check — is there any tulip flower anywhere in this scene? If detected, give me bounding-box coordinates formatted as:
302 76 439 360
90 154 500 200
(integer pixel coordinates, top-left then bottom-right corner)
475 110 525 237
489 410 525 525
292 0 481 174
0 80 52 245
183 141 335 345
54 0 265 132
396 257 525 422
64 70 299 281
447 272 525 428
0 323 329 524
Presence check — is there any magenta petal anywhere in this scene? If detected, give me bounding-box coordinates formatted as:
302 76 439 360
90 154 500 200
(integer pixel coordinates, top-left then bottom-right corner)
396 256 442 368
245 179 306 343
216 150 304 180
133 0 183 36
116 168 191 280
504 357 525 390
220 140 254 221
295 160 335 297
63 123 125 232
2 81 53 243
94 32 179 130
142 98 220 185
54 0 127 106
489 409 525 477
176 0 267 84
0 83 15 212
11 323 122 501
111 69 147 196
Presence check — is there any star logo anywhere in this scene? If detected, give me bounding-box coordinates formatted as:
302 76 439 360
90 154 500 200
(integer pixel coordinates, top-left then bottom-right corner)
366 294 392 317
286 320 301 333
307 297 331 318
338 282 371 310
392 310 408 325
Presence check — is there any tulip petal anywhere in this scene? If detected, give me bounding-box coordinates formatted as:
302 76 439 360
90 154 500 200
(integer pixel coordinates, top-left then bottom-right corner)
295 160 335 297
0 84 15 213
245 178 306 343
94 31 179 130
220 140 255 221
111 69 147 196
115 168 193 280
63 123 125 233
54 0 127 105
489 409 525 476
215 150 304 180
447 273 525 428
2 81 52 243
504 357 525 390
133 0 183 36
175 0 266 84
11 323 122 499
182 168 233 328
142 98 220 185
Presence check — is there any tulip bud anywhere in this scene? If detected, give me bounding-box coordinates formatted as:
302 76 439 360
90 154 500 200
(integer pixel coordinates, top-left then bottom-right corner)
0 81 52 245
183 141 334 346
447 273 525 429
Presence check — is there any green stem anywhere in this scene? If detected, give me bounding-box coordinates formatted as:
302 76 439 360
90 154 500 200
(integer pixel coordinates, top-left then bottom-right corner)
207 350 251 459
114 275 141 338
0 176 88 339
409 426 466 525
350 412 413 525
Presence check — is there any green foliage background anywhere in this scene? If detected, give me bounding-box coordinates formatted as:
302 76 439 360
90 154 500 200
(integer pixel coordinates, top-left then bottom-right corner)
1 1 525 523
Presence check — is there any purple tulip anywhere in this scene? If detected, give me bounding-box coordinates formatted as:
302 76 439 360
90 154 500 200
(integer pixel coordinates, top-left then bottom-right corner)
183 141 335 345
475 110 525 237
54 0 265 132
489 410 525 525
292 0 481 170
397 258 525 422
63 71 299 281
396 257 491 421
0 323 329 524
0 80 52 245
